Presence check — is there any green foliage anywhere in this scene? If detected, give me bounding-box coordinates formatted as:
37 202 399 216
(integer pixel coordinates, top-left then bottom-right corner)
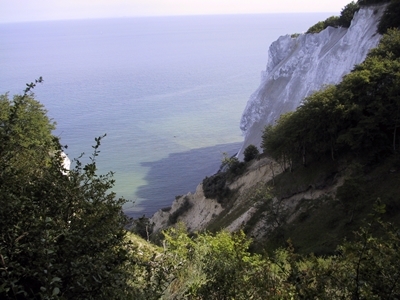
202 152 248 204
162 228 277 299
338 1 360 27
369 28 400 58
262 112 297 171
262 29 400 168
221 152 246 177
324 15 341 28
306 21 326 34
129 215 154 240
230 160 246 177
336 176 367 214
378 0 400 34
0 89 134 299
0 93 57 180
333 203 400 299
306 1 359 33
135 210 400 299
202 172 230 203
243 144 260 162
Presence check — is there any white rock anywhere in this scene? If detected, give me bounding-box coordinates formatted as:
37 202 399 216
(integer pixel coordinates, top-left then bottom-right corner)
238 6 386 157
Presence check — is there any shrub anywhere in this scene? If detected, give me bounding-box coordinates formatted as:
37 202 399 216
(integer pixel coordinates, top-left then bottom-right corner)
243 144 260 162
0 84 134 299
338 1 360 27
202 173 230 203
306 20 328 34
306 1 359 34
378 0 400 34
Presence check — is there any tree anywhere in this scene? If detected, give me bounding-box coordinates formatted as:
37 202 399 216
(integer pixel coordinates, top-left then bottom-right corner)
306 1 359 34
338 1 359 28
262 112 298 171
0 88 134 299
162 227 275 299
378 0 400 34
243 144 260 162
0 92 57 182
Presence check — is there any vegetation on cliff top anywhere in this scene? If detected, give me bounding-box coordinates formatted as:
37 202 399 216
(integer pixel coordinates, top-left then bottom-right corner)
306 0 397 34
306 1 360 34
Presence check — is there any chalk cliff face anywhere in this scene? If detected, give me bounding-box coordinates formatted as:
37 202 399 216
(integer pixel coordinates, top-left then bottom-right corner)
238 5 385 157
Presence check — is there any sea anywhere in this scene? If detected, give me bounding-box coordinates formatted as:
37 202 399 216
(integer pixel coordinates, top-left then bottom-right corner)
0 13 333 218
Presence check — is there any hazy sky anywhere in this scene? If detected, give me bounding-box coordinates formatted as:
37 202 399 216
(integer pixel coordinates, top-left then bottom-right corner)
1 0 353 23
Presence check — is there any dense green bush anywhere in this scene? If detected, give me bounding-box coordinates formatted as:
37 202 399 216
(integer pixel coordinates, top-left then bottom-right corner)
243 144 260 162
306 1 359 33
202 173 230 202
378 0 400 33
0 86 134 299
306 21 324 34
202 151 250 204
338 1 360 27
227 157 246 177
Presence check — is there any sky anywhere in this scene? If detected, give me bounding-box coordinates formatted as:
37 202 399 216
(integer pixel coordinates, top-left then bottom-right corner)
1 0 353 23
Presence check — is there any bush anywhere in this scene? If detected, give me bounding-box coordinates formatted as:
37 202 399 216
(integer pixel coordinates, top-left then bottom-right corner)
202 173 230 203
0 87 133 299
243 144 260 162
378 0 400 34
306 20 329 34
130 215 154 240
306 1 359 34
227 157 246 177
338 1 360 27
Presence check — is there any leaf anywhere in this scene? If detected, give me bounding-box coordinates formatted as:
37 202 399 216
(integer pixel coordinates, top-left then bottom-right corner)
52 287 60 296
51 277 61 284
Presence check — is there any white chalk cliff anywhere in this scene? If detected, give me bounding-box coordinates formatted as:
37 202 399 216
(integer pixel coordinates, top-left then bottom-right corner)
238 5 385 157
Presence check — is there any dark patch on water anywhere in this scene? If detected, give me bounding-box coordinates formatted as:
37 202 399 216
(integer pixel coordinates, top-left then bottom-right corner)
128 142 242 218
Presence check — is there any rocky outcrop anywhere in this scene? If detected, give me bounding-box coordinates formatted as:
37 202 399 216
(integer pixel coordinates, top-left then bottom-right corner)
150 184 223 233
150 157 278 232
150 156 345 235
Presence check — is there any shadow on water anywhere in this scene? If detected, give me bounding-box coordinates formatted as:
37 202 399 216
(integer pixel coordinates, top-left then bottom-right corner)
127 142 242 218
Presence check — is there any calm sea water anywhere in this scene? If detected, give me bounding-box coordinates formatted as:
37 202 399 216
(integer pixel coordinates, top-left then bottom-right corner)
0 13 332 217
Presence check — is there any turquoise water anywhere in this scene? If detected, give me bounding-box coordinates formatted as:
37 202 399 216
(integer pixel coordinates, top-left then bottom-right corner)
0 13 333 217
